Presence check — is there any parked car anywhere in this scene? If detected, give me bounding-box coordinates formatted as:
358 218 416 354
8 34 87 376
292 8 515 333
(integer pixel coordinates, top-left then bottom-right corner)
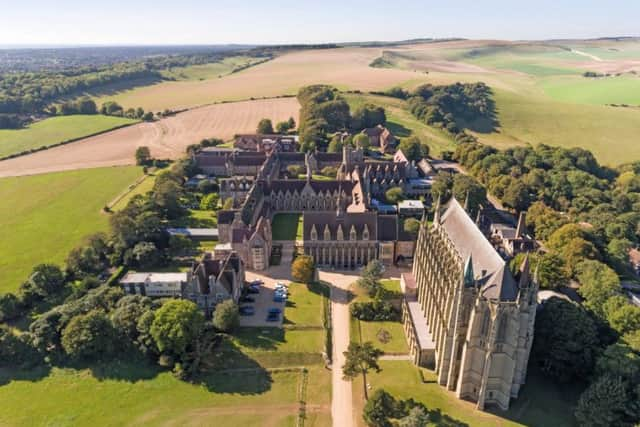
273 295 286 303
239 306 255 316
247 286 260 294
268 308 282 314
240 296 255 303
275 281 287 288
266 312 279 322
250 279 264 286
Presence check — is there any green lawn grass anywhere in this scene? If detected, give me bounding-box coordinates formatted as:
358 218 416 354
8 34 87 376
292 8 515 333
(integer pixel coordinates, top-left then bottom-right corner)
0 361 330 427
353 360 579 427
110 173 157 211
541 75 640 105
0 115 137 159
358 320 408 354
284 282 329 328
0 166 143 294
272 213 303 241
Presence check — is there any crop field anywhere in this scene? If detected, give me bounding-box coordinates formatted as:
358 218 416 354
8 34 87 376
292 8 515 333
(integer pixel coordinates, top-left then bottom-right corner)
373 39 640 165
0 362 330 427
0 115 137 159
0 97 299 178
0 166 142 294
91 47 425 112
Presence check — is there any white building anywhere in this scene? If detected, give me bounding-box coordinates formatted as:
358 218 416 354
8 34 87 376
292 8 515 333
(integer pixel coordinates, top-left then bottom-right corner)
120 272 188 297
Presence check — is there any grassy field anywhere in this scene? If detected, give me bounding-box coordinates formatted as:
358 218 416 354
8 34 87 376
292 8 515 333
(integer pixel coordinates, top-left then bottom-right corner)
350 279 408 354
160 56 267 81
272 213 303 241
110 173 157 211
0 115 137 159
0 166 143 294
0 361 330 427
353 360 580 427
0 279 331 426
541 75 640 105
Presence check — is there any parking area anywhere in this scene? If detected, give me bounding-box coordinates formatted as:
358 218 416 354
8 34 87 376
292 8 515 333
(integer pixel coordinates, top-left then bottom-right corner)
239 268 292 327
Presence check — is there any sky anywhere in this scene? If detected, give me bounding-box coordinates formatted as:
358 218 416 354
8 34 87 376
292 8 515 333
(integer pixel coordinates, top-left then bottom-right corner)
1 0 639 46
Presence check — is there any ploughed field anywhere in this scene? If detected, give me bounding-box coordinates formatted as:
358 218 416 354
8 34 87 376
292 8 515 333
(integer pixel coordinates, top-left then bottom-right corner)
0 97 299 178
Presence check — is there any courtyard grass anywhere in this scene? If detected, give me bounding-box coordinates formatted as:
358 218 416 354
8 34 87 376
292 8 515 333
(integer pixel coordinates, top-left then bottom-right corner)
353 360 580 427
0 360 330 427
0 114 137 159
350 279 408 354
272 213 303 240
0 166 143 294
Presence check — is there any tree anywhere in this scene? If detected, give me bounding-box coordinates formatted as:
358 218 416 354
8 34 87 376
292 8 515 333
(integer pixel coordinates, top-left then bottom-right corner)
197 179 218 194
222 198 234 209
276 120 291 133
150 299 204 358
0 293 21 322
398 136 428 162
199 193 219 210
595 342 640 381
287 164 305 177
0 326 39 368
19 264 66 303
132 242 162 269
363 389 399 427
385 187 404 204
353 133 371 151
452 174 486 213
351 104 386 130
536 252 569 289
101 101 123 116
321 166 338 178
575 374 632 427
604 297 640 336
502 180 531 212
152 178 184 219
342 342 383 399
533 298 600 382
76 97 97 114
61 310 116 360
286 116 296 129
291 255 315 283
398 406 430 427
111 295 154 341
403 218 421 237
135 146 151 165
577 260 621 317
256 118 274 134
212 300 239 332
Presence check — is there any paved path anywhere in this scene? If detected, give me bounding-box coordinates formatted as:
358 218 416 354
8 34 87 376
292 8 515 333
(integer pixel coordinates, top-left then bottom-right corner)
318 269 359 427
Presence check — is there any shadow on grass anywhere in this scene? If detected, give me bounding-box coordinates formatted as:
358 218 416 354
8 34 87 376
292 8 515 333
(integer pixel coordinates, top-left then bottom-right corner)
424 408 469 427
386 120 412 138
230 327 286 352
0 364 52 387
200 337 273 395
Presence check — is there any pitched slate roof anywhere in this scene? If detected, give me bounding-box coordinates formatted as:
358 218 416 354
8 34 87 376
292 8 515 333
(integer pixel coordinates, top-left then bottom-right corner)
302 212 378 241
377 215 398 241
438 198 518 301
217 210 236 225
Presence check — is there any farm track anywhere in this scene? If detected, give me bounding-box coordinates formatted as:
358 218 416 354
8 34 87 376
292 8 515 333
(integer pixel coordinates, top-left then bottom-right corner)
0 97 299 178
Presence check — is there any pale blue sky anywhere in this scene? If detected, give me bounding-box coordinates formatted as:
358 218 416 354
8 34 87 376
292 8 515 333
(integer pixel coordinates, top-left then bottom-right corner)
1 0 639 45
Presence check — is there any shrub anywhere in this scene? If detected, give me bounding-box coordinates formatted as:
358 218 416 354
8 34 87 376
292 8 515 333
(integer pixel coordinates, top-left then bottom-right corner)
351 301 399 321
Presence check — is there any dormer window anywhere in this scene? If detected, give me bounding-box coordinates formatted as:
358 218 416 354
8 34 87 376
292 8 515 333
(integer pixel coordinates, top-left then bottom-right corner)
310 225 317 241
350 226 357 241
324 225 331 241
337 225 344 241
362 225 369 240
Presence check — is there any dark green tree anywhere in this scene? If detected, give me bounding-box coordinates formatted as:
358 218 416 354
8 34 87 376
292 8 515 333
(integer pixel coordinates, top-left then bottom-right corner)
212 300 239 332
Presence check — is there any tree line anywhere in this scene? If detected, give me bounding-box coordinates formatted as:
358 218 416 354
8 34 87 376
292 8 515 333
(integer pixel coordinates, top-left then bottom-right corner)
0 157 241 380
453 141 640 426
